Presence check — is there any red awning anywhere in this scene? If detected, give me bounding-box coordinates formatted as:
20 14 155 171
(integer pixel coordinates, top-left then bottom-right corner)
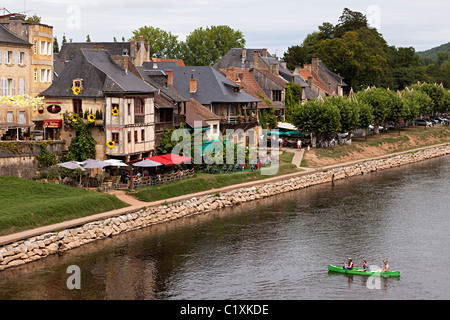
146 153 191 166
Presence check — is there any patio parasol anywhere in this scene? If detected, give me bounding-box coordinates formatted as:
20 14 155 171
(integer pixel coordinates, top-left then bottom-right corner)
104 159 128 167
132 159 163 167
57 161 85 171
82 159 112 169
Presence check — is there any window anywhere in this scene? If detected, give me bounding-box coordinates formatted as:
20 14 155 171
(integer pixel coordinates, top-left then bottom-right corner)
134 98 144 115
128 103 131 115
128 131 131 143
213 124 218 134
4 51 12 64
19 79 25 95
17 52 25 65
73 99 82 116
34 69 38 83
40 41 46 55
112 132 119 143
19 111 25 124
272 90 282 102
47 69 51 82
141 129 145 141
134 130 138 143
7 111 13 123
40 69 47 83
34 39 38 55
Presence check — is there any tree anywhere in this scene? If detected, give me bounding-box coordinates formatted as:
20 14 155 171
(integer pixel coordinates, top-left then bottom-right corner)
357 101 374 139
130 26 182 59
86 35 91 42
53 36 59 53
284 82 302 122
384 90 407 133
329 96 359 135
182 25 245 66
283 45 308 70
25 14 41 24
357 88 389 134
334 8 368 37
291 98 341 146
412 83 447 113
403 89 432 122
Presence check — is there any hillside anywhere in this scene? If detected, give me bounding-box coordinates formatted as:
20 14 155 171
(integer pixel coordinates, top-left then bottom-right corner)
416 42 450 60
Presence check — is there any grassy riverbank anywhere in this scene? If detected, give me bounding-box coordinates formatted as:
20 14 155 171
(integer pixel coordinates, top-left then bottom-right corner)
0 177 129 236
2 125 450 238
131 151 298 202
302 125 450 168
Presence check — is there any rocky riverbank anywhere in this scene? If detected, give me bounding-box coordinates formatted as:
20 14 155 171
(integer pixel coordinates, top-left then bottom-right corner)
1 144 450 271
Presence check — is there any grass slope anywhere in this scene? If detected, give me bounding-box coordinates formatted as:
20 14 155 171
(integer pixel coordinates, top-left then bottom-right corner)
0 177 129 236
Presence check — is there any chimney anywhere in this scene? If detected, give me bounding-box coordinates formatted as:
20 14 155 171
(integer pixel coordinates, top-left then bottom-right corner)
270 63 279 76
166 70 173 86
262 49 267 57
307 76 313 86
311 57 319 73
241 49 246 64
189 78 197 93
93 45 104 50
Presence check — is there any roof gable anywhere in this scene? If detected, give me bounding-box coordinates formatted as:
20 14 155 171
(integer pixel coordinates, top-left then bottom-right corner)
41 49 155 98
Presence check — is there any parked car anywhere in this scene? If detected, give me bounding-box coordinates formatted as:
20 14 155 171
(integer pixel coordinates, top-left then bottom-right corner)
414 119 432 126
369 125 384 131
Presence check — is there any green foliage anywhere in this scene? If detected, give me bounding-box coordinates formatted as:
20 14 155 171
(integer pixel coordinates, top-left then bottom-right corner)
291 98 341 140
130 26 182 59
129 25 245 66
64 113 97 161
330 96 359 133
416 42 450 60
284 83 302 121
282 8 445 91
24 14 41 24
259 108 278 130
182 25 246 66
36 145 58 170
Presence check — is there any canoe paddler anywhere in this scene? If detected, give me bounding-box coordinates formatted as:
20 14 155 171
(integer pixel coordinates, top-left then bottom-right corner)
380 259 389 272
343 258 354 270
361 260 368 271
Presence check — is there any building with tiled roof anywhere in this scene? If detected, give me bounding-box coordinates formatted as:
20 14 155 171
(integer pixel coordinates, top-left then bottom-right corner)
39 49 157 161
298 66 333 97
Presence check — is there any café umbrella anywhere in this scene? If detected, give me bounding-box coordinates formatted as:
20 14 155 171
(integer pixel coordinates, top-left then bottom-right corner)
82 159 112 169
132 159 163 167
57 161 85 171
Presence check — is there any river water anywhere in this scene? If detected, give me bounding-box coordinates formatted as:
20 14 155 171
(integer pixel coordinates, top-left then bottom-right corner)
1 156 450 300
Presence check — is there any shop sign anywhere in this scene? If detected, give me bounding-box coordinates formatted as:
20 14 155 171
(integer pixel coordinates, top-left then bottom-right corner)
44 119 62 128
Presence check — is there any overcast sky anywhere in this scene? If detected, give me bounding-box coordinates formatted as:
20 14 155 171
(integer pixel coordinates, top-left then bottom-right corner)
2 0 449 57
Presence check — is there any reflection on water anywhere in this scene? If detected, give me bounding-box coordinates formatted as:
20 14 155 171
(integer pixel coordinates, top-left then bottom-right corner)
1 156 450 299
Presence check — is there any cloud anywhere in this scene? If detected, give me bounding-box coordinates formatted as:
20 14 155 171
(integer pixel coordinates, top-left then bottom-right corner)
2 0 449 55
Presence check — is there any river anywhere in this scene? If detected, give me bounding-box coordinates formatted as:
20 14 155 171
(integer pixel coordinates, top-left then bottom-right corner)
1 156 450 300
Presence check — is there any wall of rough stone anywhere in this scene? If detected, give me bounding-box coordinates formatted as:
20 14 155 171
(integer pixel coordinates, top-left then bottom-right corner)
1 144 450 271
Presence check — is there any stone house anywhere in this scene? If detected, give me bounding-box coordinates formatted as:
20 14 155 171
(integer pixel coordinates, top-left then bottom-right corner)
39 48 157 162
57 37 151 67
0 12 54 98
0 24 36 141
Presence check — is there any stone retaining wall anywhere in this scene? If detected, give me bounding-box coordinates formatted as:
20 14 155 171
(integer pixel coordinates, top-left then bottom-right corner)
1 144 450 271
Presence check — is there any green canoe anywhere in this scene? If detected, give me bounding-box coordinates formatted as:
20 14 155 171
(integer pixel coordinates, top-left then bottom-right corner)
328 265 400 277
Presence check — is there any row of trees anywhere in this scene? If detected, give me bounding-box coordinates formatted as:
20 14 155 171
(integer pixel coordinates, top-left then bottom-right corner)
290 83 450 144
